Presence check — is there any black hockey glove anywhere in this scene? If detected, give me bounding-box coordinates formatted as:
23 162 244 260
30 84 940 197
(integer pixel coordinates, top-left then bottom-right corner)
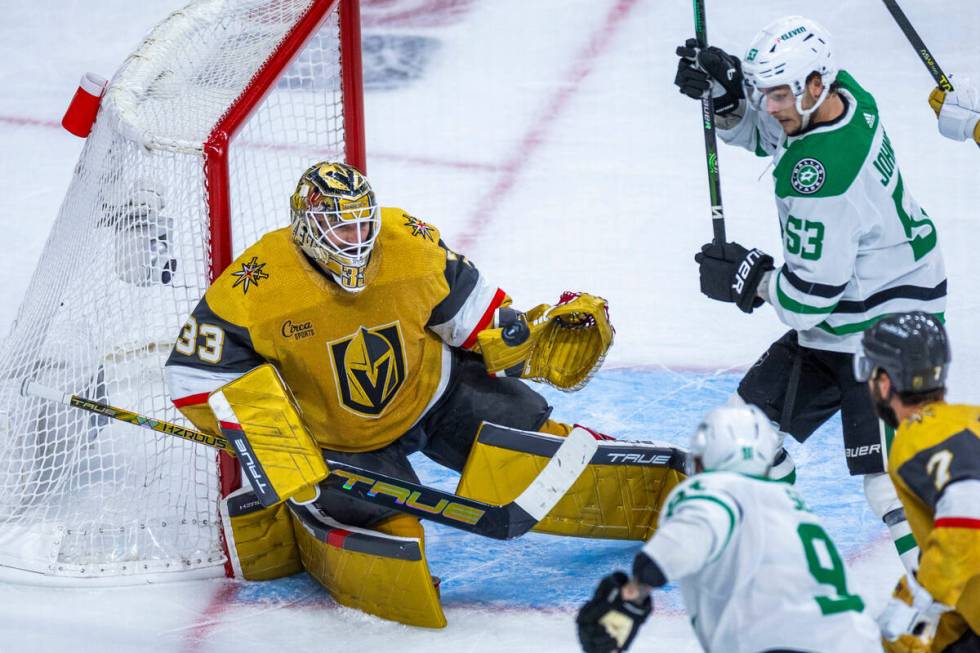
577 571 652 653
695 241 774 314
674 38 744 115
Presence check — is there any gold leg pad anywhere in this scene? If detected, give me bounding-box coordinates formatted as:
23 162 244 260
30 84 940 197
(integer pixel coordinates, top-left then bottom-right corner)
457 423 686 541
291 508 446 628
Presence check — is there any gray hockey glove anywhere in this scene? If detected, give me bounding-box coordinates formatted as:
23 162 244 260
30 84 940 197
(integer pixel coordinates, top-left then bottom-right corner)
695 241 773 314
577 571 652 653
674 38 744 115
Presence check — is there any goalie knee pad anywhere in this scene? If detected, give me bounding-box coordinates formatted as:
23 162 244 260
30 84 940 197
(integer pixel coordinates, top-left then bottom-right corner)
537 419 573 437
374 513 425 543
220 487 302 581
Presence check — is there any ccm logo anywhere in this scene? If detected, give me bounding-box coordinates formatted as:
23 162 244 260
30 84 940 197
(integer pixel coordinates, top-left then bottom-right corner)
732 249 765 295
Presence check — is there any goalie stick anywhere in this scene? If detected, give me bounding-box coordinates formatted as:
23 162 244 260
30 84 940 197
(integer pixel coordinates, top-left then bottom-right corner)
692 0 727 244
21 380 596 540
881 0 980 150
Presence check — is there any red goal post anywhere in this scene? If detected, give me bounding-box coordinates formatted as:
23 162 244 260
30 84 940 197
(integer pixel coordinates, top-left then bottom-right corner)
202 0 366 553
0 0 364 583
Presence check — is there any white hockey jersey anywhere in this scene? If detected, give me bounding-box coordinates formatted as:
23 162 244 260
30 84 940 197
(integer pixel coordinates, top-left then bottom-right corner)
642 472 880 653
720 71 946 353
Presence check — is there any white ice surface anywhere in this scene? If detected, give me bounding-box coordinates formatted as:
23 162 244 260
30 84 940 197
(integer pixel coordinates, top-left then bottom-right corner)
1 0 978 651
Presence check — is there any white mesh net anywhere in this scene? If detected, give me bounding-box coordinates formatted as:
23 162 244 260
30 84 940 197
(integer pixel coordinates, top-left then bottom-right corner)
0 0 353 581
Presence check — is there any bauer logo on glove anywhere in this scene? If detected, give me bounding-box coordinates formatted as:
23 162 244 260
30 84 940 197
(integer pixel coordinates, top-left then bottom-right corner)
476 292 614 392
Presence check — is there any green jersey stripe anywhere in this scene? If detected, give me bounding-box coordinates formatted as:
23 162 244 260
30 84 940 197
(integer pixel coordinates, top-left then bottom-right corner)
669 494 738 561
817 312 945 336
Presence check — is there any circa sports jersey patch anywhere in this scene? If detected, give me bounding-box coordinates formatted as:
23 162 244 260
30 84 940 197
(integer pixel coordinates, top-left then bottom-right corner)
403 214 435 241
231 256 269 294
790 158 826 195
328 322 406 417
280 319 315 340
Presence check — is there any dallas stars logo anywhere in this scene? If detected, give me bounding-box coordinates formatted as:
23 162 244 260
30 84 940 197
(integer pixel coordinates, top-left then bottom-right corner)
231 256 269 294
403 215 434 241
790 158 826 195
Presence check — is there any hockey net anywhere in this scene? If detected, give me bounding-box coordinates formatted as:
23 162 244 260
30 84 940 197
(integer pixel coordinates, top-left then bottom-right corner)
0 0 364 582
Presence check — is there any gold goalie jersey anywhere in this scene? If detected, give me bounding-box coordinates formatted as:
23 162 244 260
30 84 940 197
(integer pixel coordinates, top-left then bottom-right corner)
165 209 509 452
888 402 980 648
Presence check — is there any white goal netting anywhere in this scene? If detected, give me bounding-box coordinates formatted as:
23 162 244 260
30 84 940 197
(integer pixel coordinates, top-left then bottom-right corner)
0 0 357 582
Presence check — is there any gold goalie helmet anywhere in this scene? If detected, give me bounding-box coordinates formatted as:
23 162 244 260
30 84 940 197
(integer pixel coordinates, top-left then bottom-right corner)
290 162 379 292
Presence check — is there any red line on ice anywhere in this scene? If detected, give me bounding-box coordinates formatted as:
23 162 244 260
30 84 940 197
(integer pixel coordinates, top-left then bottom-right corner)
454 0 642 252
363 0 475 28
180 581 240 653
0 115 59 128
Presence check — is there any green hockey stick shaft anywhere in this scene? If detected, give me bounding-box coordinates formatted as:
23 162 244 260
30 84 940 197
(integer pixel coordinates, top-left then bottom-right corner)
692 0 726 243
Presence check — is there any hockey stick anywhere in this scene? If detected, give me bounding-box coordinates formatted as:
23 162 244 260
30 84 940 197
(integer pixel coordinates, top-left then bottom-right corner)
21 381 596 540
692 0 727 243
881 0 980 149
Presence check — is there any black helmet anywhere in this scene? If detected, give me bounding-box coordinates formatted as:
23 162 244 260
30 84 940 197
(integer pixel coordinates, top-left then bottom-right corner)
854 312 950 393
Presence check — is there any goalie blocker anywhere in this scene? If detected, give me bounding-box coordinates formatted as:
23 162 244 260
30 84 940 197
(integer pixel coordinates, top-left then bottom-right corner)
206 364 328 506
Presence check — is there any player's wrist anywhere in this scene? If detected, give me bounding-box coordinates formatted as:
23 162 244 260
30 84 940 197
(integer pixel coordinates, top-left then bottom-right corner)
937 86 980 141
755 269 774 304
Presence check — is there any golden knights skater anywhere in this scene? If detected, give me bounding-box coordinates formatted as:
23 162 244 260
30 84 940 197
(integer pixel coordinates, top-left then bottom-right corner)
855 313 980 653
164 162 685 627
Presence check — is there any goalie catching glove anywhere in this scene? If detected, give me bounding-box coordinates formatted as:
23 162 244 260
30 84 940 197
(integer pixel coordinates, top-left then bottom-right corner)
476 292 614 391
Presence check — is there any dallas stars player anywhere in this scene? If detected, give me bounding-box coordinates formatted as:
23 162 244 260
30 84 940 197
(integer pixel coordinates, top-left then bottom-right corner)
577 405 880 653
164 161 629 627
855 312 980 653
674 16 947 574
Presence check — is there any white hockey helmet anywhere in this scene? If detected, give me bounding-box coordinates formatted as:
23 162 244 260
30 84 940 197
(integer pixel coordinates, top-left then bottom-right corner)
688 405 780 476
742 16 838 124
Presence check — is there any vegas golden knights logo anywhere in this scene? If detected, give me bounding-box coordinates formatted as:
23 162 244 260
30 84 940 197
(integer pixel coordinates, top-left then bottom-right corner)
328 322 406 417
